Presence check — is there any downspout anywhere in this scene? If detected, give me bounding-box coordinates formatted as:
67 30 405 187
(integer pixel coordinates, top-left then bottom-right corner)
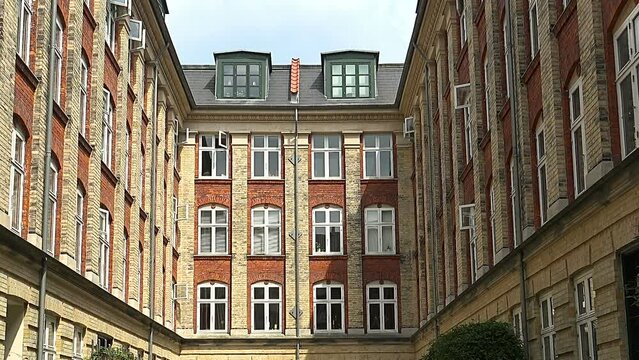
37 0 59 357
293 101 300 360
504 0 529 357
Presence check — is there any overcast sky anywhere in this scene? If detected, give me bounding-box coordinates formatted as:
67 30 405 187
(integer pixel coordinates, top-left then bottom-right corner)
165 0 417 66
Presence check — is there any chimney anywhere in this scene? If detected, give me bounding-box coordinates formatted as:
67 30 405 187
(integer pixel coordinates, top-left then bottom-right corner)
290 58 300 103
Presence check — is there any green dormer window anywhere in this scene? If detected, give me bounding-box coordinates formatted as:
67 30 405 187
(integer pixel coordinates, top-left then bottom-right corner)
323 51 377 99
222 63 262 98
215 51 271 100
331 63 371 98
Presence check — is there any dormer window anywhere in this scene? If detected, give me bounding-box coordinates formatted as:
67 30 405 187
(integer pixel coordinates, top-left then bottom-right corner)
323 51 378 99
215 51 271 100
222 64 262 98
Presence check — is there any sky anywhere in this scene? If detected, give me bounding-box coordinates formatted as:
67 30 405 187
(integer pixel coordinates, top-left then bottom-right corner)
165 0 417 66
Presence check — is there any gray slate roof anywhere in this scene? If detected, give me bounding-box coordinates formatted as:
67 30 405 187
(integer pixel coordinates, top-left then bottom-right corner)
182 64 403 108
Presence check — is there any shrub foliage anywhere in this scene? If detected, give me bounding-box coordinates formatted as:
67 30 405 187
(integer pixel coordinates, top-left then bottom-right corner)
89 347 136 360
422 321 525 360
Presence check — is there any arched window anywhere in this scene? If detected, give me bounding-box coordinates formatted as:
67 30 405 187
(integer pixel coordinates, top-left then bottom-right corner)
364 206 395 254
9 127 26 233
313 282 344 332
198 205 228 255
251 282 281 332
251 206 280 255
75 185 85 272
568 78 586 196
366 281 397 333
197 282 228 332
98 208 110 289
46 160 59 255
312 206 343 255
535 122 548 224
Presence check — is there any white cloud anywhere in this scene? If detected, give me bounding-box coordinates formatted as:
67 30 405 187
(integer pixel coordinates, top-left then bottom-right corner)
166 0 416 65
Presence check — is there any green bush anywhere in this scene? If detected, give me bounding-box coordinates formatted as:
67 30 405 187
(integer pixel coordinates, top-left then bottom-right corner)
422 321 525 360
89 347 136 360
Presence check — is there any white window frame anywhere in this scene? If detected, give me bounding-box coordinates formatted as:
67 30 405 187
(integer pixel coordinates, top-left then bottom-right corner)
251 282 282 332
510 159 519 247
459 204 477 282
504 21 511 99
364 206 396 255
569 79 587 197
540 293 557 360
458 0 467 47
251 135 281 179
17 0 32 64
137 245 143 301
366 281 398 333
529 0 540 57
53 15 63 104
121 232 128 297
489 184 496 262
513 307 523 342
363 134 394 179
102 89 113 167
536 125 548 224
72 327 83 360
124 128 130 190
138 149 144 204
172 196 178 248
464 107 473 162
312 206 343 255
614 8 639 158
173 119 179 168
313 282 345 333
99 209 110 289
197 282 228 333
10 128 26 233
198 205 228 255
484 58 491 132
75 187 84 272
47 161 58 255
44 317 56 360
251 207 281 255
311 134 342 179
575 273 598 360
199 133 228 178
105 3 117 50
80 55 89 137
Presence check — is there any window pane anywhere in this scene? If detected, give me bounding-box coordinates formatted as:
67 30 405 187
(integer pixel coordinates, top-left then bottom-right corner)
268 151 279 177
577 282 587 315
253 152 265 177
249 87 260 98
359 64 369 74
215 150 227 177
332 87 343 98
236 88 246 98
368 287 380 300
223 65 234 75
316 303 327 330
201 151 212 176
571 88 581 120
315 210 326 223
201 210 212 224
200 287 211 299
345 87 356 98
366 209 379 223
254 303 265 330
379 135 391 148
215 286 226 299
617 29 630 70
381 210 393 223
328 152 340 177
332 76 342 87
369 304 381 330
360 86 370 98
367 228 379 252
331 303 342 330
329 211 340 223
249 76 259 86
254 287 265 299
268 227 280 253
214 303 226 330
574 126 585 193
199 303 210 330
580 323 591 359
236 76 247 86
364 135 376 148
316 287 327 300
543 336 552 360
223 87 233 98
253 210 265 225
330 227 341 253
250 65 260 75
332 64 342 75
382 226 393 252
314 152 325 178
268 303 280 330
268 136 279 148
330 287 342 300
345 75 356 86
383 287 395 300
253 228 264 254
224 76 233 86
269 286 280 299
254 136 265 148
365 152 376 177
541 300 549 329
345 65 356 74
315 227 326 252
268 210 279 224
359 75 369 86
216 210 227 224
237 65 246 75
383 303 396 330
215 228 226 253
200 228 212 253
620 74 637 154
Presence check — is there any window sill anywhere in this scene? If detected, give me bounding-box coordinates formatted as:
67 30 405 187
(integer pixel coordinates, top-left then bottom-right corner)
552 0 576 37
455 42 469 71
308 178 345 184
53 101 70 126
101 162 118 186
15 54 39 90
362 254 400 259
82 1 97 30
522 53 540 84
360 178 397 184
247 255 285 260
195 178 232 185
124 189 134 204
309 254 347 260
460 161 473 181
104 43 121 75
78 133 93 154
248 179 285 185
480 129 491 150
194 254 232 260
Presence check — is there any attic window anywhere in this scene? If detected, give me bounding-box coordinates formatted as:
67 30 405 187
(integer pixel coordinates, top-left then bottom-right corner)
330 63 372 98
221 63 262 99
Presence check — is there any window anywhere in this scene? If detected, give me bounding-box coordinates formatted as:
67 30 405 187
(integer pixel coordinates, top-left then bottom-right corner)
365 206 395 254
313 282 344 332
124 128 130 190
102 89 113 167
569 80 586 196
199 133 228 178
536 126 548 224
330 63 372 98
312 207 343 255
510 159 519 247
469 226 478 283
44 317 56 360
121 232 128 297
53 15 63 104
504 22 511 99
221 63 262 99
171 279 176 329
312 134 341 179
484 58 491 131
80 56 89 136
105 4 116 49
363 134 393 178
251 207 281 255
251 282 281 332
197 283 228 332
252 135 280 178
72 327 83 360
459 203 477 281
540 294 557 360
99 209 110 289
366 281 397 332
614 9 639 157
489 184 496 263
17 0 32 64
172 196 178 247
458 0 467 47
138 245 143 301
46 161 58 255
198 206 228 255
138 149 144 204
75 187 84 272
97 334 112 349
529 0 539 57
463 107 473 162
512 307 523 342
575 273 598 360
173 119 179 167
10 128 26 233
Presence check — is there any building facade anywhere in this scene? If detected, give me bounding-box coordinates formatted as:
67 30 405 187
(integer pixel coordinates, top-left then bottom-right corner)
0 0 638 359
